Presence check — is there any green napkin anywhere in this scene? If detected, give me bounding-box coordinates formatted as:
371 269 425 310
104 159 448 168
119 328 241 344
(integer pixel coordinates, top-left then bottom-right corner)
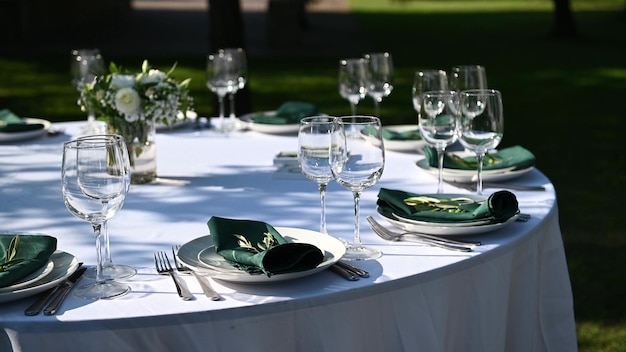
377 188 519 224
0 109 45 133
250 101 319 125
208 216 324 277
363 125 421 141
423 145 536 171
0 234 57 288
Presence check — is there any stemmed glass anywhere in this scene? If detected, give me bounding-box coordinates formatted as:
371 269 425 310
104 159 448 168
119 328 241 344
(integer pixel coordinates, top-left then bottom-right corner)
62 135 129 299
206 51 241 133
297 116 336 235
330 116 385 260
364 52 394 117
459 89 504 195
412 69 449 114
77 135 135 280
418 90 460 193
338 58 369 115
449 65 487 92
71 49 106 135
221 48 247 123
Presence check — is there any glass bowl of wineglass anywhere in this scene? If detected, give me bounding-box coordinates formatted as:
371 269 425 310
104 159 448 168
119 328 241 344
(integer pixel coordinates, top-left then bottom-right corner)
338 58 369 115
364 52 394 118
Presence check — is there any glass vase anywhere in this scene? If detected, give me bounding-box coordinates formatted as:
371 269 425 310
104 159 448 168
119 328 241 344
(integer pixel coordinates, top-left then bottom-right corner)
108 120 157 184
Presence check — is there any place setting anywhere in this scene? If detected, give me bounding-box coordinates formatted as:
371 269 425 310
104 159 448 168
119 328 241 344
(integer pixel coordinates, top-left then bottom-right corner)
0 109 52 143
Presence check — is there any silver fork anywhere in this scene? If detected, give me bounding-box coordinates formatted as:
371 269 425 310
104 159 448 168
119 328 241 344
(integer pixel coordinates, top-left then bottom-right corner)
172 246 221 301
154 251 194 301
367 216 476 252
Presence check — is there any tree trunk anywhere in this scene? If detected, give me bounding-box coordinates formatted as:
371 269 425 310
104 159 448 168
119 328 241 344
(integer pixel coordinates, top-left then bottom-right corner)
552 0 578 37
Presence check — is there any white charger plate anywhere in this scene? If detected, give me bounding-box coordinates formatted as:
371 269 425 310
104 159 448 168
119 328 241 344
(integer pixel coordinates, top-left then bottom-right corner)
416 156 534 183
239 111 307 135
177 227 346 283
379 211 519 236
0 118 50 143
382 125 427 153
0 260 54 293
0 251 79 303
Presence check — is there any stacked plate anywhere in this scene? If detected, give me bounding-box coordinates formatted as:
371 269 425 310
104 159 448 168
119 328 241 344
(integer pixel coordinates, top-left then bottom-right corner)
176 227 346 283
0 118 51 143
0 251 80 303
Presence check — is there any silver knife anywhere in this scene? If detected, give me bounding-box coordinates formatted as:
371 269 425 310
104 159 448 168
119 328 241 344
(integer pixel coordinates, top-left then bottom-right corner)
43 266 87 316
329 264 359 281
336 261 369 278
24 263 83 316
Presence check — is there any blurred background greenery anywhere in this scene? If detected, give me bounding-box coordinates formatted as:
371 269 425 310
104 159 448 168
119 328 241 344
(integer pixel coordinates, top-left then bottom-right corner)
0 0 625 350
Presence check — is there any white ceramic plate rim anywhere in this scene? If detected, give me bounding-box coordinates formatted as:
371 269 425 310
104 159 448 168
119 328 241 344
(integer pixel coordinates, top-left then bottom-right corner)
0 251 79 303
416 158 534 183
0 118 51 143
177 227 346 283
240 111 326 134
382 125 427 153
0 259 54 293
380 211 519 236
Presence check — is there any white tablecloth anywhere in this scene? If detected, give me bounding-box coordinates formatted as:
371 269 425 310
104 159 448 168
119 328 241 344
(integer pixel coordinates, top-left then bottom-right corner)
0 121 577 351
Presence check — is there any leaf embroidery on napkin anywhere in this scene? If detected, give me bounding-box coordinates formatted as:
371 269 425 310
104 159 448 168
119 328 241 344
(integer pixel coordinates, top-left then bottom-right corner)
0 235 24 272
234 232 278 253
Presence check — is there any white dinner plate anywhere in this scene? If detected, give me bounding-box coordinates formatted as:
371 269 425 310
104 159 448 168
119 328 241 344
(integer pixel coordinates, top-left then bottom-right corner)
0 251 79 303
177 227 346 283
155 111 197 131
382 125 427 153
239 111 305 135
0 259 54 293
416 156 534 183
379 210 520 236
0 118 51 143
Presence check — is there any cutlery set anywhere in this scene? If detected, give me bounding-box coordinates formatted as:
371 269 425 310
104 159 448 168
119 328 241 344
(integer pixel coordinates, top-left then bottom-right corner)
24 263 86 316
330 261 370 281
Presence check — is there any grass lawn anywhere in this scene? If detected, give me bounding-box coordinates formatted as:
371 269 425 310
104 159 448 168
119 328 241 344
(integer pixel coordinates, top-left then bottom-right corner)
0 0 625 350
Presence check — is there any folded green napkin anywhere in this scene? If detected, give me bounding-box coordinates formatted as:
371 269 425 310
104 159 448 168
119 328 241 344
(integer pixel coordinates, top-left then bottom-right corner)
377 188 519 224
250 101 319 125
208 216 324 277
0 234 57 288
423 145 536 171
0 109 45 133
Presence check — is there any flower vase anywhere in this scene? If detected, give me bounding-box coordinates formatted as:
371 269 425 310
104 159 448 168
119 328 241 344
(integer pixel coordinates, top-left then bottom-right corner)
109 120 157 184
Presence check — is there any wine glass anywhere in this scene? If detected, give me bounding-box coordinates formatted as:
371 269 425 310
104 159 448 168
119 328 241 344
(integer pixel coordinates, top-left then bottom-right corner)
418 90 460 193
338 58 369 115
412 69 449 114
220 48 247 124
364 52 394 117
76 135 135 280
330 116 385 260
298 116 337 235
206 51 241 133
71 49 106 135
62 135 129 299
449 65 487 92
459 89 504 195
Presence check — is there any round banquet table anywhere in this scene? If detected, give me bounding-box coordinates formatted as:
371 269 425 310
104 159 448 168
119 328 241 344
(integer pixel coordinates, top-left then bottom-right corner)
0 121 577 352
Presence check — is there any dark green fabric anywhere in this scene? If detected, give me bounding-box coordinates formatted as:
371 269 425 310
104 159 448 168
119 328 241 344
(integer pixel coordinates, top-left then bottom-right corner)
364 125 421 141
250 101 319 125
208 216 324 277
423 145 536 171
0 109 45 133
0 234 57 287
377 188 519 224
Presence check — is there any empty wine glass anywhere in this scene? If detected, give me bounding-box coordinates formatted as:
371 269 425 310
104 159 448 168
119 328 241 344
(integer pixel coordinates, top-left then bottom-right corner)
459 89 504 195
418 90 460 193
330 116 385 260
71 49 106 135
77 134 135 280
206 51 241 133
449 65 487 92
412 69 449 114
221 48 247 124
338 58 369 115
298 116 336 235
62 135 129 299
364 52 394 117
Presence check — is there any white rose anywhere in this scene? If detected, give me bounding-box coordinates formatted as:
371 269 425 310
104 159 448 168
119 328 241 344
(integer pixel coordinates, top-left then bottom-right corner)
111 74 136 89
141 69 167 84
115 87 141 115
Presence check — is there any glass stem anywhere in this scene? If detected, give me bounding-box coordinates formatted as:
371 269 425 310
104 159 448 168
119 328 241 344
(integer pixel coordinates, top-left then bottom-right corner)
102 220 112 267
373 99 380 117
476 152 485 195
349 101 357 115
92 222 105 284
228 93 236 119
436 147 445 193
218 94 225 126
318 183 327 234
352 191 362 247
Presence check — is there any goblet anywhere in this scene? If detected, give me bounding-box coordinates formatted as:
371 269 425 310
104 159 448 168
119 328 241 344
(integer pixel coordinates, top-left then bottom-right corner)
449 65 487 92
220 48 247 123
412 69 449 114
298 116 336 235
62 135 129 299
418 90 460 193
330 116 384 260
364 52 394 117
459 89 504 195
76 134 135 280
206 51 241 133
71 49 106 135
338 58 369 115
